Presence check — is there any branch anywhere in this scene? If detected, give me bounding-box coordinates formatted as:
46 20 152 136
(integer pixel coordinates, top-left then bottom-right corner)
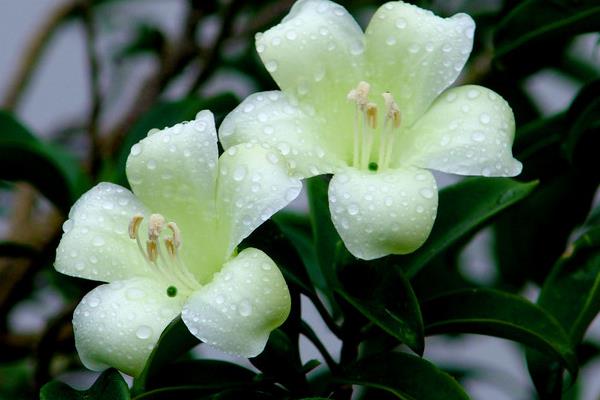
2 1 79 110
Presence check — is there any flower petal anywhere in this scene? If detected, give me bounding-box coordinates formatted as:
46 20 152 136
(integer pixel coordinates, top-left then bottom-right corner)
364 2 475 125
256 0 363 111
125 110 225 283
182 248 290 357
73 278 184 377
329 167 438 260
219 91 346 177
55 183 149 282
216 143 302 253
397 85 522 177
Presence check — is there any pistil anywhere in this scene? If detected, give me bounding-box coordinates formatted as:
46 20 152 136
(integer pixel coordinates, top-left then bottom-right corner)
347 83 402 171
128 213 200 294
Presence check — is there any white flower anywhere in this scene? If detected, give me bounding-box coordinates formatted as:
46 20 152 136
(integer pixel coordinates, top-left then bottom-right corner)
55 111 302 376
219 0 522 260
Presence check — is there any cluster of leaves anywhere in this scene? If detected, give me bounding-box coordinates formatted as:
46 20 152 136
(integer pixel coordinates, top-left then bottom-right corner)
0 0 598 399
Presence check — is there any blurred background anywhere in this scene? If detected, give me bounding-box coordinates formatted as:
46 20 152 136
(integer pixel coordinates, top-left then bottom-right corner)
0 0 599 399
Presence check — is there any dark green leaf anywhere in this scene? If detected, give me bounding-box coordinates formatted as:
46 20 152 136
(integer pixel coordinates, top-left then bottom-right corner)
494 0 600 69
115 23 165 61
40 369 129 400
250 329 306 393
527 226 600 397
106 93 238 186
132 317 199 395
422 288 577 377
336 352 470 400
306 176 344 289
398 178 537 278
563 80 600 176
336 260 424 355
0 110 90 213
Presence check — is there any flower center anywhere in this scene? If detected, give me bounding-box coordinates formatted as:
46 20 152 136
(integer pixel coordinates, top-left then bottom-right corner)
128 213 200 296
347 81 402 171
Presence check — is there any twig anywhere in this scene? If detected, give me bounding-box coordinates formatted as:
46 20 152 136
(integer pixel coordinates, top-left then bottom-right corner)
300 320 338 372
186 0 244 94
2 1 79 110
82 0 103 177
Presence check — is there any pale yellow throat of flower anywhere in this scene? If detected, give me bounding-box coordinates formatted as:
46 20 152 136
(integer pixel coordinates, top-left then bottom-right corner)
347 81 402 172
128 213 201 296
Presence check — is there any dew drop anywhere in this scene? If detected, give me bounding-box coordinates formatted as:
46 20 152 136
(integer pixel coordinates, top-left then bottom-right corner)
350 41 364 55
130 144 142 156
467 89 480 99
88 296 100 307
286 30 297 40
136 325 153 340
409 44 420 53
395 18 407 29
62 219 73 233
265 60 278 72
263 125 274 135
386 36 397 46
277 142 290 155
347 204 359 215
420 188 434 199
92 237 105 247
215 295 225 305
232 165 247 182
239 300 253 317
416 205 425 213
75 261 85 271
479 113 491 124
126 287 145 300
471 131 485 142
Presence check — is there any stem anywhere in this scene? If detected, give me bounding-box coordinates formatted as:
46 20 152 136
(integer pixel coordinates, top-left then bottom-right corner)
305 291 344 339
82 0 102 177
2 1 79 110
300 320 337 372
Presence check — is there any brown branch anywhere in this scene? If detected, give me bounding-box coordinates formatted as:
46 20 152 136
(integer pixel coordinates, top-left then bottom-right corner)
187 0 244 95
82 0 103 177
101 1 205 156
2 1 79 110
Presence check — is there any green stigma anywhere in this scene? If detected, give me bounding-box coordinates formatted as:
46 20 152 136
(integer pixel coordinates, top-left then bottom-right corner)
368 161 378 171
166 286 177 297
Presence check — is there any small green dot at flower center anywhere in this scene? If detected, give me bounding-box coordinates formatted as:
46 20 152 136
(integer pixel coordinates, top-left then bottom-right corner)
368 162 378 171
166 286 177 297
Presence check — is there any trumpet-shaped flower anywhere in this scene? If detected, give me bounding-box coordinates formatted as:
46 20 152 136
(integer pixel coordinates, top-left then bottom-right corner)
219 0 522 260
55 111 301 376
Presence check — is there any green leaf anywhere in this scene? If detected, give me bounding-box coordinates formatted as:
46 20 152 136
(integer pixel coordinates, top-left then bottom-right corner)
40 369 129 400
306 176 344 290
115 23 165 61
527 226 600 397
106 93 238 186
422 288 578 378
563 80 600 176
336 260 424 355
132 317 199 395
494 0 600 69
0 110 90 213
250 329 306 393
398 178 537 278
336 352 470 399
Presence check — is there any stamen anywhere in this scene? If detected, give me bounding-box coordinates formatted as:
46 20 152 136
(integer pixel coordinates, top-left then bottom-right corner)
148 214 166 241
167 222 181 248
380 92 402 169
128 214 144 239
348 81 372 168
146 240 158 262
361 102 378 169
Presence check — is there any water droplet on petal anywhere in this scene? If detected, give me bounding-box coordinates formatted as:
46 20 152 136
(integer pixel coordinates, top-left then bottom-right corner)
472 131 485 142
130 144 142 156
239 300 253 317
136 325 153 340
232 165 247 182
395 18 407 29
420 188 434 199
265 60 278 72
92 237 105 247
479 113 491 124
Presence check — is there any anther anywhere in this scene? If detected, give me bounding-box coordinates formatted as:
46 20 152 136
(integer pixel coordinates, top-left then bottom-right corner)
148 214 166 241
146 240 158 262
166 222 181 248
382 92 401 128
366 102 378 129
347 81 371 109
128 214 144 239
